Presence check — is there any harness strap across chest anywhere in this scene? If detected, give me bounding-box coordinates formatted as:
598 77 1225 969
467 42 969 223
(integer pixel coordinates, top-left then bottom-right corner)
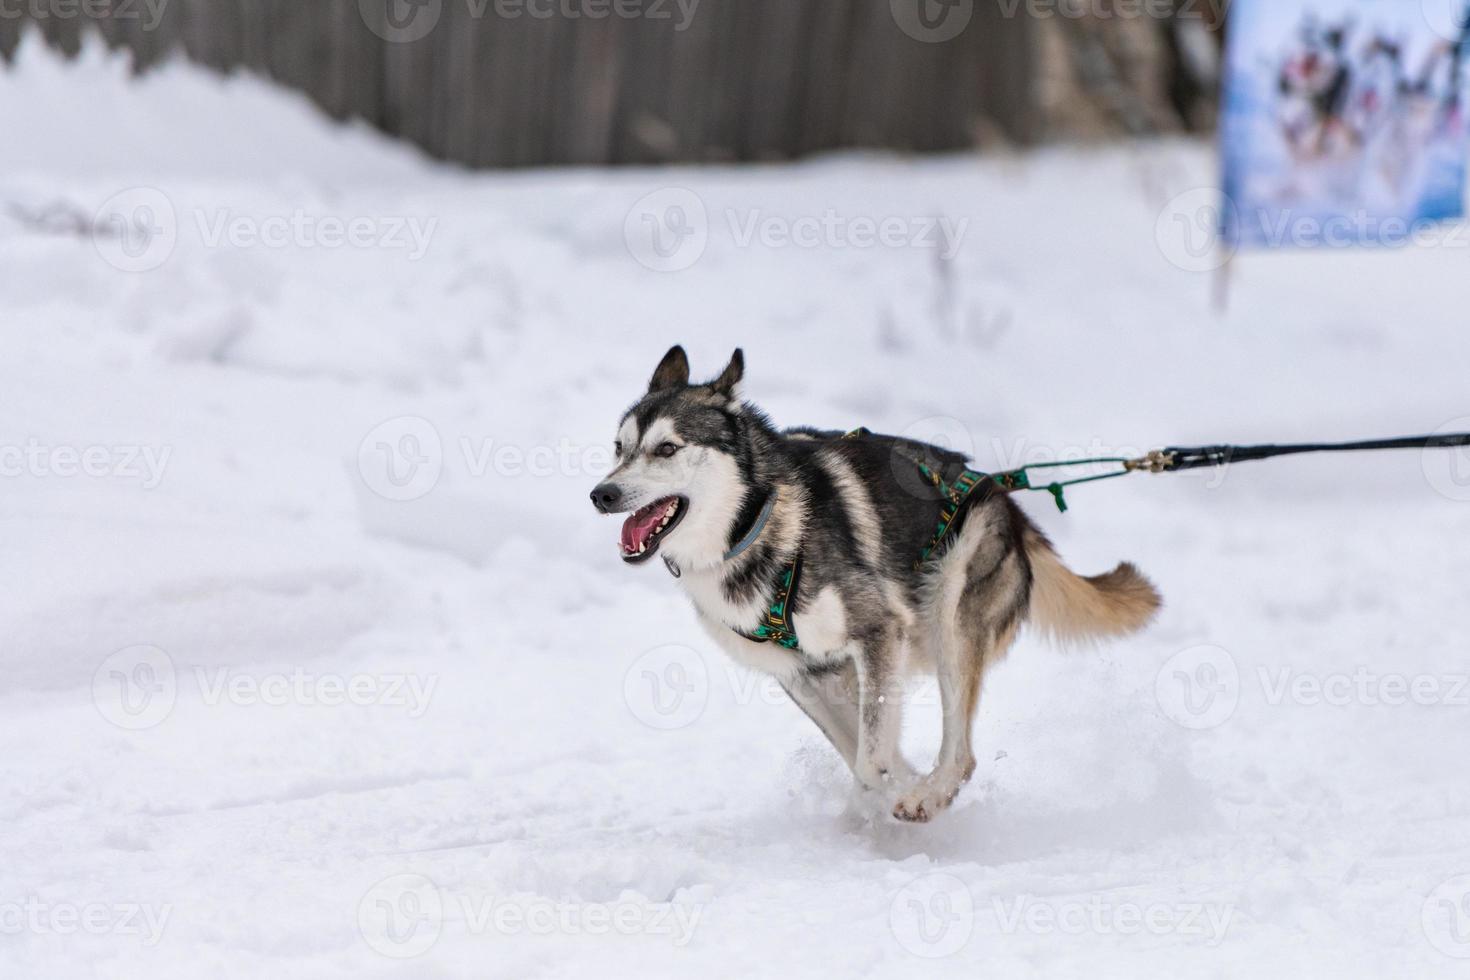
734 556 803 650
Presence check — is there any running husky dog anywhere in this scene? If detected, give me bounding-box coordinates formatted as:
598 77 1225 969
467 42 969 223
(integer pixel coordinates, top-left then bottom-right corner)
591 347 1160 822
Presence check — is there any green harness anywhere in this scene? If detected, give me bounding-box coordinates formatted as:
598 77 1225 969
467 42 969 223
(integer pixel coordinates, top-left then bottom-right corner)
735 556 804 650
726 425 1470 653
735 429 1000 654
911 463 1004 569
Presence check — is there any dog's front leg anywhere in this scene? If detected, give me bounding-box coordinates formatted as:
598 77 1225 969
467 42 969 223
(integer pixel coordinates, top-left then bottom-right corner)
851 632 908 792
780 664 860 771
783 659 917 790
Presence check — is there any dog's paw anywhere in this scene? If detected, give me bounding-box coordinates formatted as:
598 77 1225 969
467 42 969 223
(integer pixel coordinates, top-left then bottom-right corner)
854 758 920 795
853 764 894 794
892 773 966 823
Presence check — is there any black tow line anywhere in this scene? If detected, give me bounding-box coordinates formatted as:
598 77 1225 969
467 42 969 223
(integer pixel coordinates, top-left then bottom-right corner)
990 432 1470 513
716 430 1470 655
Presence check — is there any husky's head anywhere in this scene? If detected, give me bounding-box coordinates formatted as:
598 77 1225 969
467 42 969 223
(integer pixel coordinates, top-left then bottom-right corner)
590 345 755 568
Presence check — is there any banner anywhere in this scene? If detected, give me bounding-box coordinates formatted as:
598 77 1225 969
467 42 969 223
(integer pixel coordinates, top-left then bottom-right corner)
1221 0 1470 249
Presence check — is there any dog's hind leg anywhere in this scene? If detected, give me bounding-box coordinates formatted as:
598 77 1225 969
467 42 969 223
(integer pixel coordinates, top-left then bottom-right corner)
894 505 1029 823
892 620 1018 822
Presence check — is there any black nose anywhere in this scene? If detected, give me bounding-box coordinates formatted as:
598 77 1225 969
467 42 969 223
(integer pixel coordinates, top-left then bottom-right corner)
590 482 622 513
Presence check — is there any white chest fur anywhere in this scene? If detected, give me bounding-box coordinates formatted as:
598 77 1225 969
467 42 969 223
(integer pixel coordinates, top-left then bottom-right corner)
677 567 764 638
678 569 851 680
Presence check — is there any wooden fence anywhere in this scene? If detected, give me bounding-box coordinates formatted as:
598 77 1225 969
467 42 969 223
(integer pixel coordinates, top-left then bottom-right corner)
0 0 1041 167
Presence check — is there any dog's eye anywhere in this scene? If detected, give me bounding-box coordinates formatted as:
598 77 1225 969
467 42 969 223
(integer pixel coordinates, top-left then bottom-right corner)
613 441 623 457
655 442 680 458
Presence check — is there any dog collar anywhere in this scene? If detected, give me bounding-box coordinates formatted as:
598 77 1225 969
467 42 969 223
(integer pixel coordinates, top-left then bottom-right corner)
723 491 776 562
661 490 777 579
725 430 867 567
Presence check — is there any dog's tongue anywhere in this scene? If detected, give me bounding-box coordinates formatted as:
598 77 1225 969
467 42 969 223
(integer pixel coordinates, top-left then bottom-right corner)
621 499 668 553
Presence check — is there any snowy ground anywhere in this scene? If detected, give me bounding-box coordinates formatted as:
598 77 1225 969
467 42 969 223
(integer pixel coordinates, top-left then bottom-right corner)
4 33 1470 980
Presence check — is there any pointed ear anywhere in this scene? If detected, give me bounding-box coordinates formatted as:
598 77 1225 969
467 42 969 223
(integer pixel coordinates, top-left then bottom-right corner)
648 345 690 393
710 348 744 398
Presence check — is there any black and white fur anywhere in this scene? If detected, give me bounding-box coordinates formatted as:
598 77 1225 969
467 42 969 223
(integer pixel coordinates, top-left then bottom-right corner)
591 346 1161 822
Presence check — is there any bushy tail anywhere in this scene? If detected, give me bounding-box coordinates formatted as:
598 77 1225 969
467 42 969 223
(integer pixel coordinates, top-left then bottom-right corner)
1022 526 1161 644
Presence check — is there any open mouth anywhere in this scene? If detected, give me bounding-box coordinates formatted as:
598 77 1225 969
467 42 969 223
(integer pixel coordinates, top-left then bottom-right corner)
620 496 687 563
